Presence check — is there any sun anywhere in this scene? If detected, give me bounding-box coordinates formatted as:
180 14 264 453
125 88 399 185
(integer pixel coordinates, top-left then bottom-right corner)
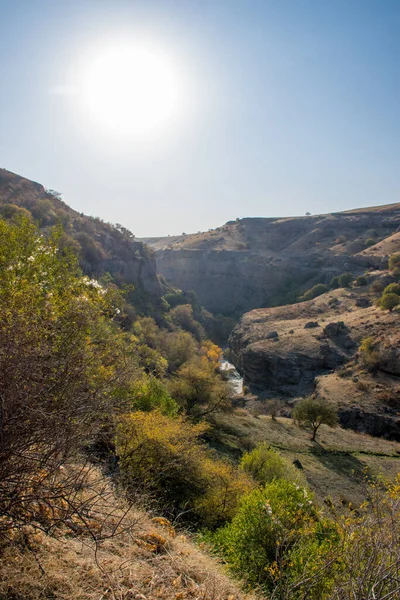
83 44 180 135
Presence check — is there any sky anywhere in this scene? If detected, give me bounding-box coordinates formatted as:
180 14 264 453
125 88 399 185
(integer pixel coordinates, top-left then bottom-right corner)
0 0 399 237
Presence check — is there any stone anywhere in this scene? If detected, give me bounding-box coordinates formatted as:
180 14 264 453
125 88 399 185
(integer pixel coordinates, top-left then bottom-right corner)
293 459 304 470
356 297 371 308
266 331 279 339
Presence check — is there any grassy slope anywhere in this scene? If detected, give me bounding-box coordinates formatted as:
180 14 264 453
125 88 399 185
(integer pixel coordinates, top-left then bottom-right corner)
207 410 400 508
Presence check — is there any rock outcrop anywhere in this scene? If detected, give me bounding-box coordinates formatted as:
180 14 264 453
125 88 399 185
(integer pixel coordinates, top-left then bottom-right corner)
229 288 398 396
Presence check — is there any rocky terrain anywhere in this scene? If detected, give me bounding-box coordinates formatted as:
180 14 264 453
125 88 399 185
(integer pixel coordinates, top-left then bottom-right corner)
229 277 400 440
142 207 400 315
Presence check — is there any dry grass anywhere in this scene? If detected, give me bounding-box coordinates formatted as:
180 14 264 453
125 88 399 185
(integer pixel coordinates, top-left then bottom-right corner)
0 467 254 600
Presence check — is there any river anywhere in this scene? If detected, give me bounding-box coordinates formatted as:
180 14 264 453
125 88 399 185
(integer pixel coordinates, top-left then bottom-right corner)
219 356 244 395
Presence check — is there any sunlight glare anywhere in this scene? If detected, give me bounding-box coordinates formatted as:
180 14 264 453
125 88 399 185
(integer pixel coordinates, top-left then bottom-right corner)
83 45 180 135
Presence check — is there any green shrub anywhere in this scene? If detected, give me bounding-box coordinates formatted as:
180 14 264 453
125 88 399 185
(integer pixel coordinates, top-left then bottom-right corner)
359 337 379 370
382 282 400 296
130 376 178 416
212 480 334 594
388 253 400 271
364 238 376 248
338 272 354 288
300 284 328 301
115 410 253 526
329 276 340 289
240 443 305 486
379 292 400 312
355 275 367 287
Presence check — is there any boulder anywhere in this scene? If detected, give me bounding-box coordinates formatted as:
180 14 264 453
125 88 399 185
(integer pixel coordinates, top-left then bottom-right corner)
304 321 320 329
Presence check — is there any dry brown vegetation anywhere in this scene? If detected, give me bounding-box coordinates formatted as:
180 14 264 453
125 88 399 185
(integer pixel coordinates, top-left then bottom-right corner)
0 466 254 600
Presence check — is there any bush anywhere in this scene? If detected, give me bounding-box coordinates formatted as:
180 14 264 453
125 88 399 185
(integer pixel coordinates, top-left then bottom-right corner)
116 411 209 511
338 272 354 288
194 458 254 527
388 253 400 271
382 282 400 296
293 398 338 441
130 376 178 416
300 284 328 302
355 275 368 287
115 411 253 526
168 357 230 416
240 443 305 487
364 238 376 248
379 292 400 312
211 480 333 594
329 276 340 289
359 337 379 370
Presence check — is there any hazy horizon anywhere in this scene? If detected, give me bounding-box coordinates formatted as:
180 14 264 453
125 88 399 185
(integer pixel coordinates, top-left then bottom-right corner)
1 0 399 237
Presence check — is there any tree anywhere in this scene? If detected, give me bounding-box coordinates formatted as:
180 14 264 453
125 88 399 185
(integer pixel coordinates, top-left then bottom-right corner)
293 398 338 441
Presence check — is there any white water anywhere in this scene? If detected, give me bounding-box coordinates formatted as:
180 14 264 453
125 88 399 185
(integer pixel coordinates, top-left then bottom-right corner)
219 357 244 395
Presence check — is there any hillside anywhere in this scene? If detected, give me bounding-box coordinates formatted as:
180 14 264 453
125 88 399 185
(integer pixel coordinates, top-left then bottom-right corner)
0 466 252 600
1 170 399 599
141 207 400 314
228 272 400 439
0 169 163 308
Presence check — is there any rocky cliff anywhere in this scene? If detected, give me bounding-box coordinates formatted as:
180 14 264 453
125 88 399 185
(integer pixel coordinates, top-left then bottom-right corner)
229 281 400 439
143 208 400 315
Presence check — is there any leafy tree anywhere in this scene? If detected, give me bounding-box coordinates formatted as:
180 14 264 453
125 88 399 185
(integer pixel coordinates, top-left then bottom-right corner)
293 398 338 441
168 357 230 416
240 443 305 486
379 292 400 312
364 238 376 247
169 304 205 341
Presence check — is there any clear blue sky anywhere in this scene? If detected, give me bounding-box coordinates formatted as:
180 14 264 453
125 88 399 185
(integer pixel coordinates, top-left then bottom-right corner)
0 0 399 236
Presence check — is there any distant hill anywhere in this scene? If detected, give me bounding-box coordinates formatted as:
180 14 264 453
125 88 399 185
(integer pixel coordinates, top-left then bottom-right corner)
141 207 400 315
0 168 163 311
